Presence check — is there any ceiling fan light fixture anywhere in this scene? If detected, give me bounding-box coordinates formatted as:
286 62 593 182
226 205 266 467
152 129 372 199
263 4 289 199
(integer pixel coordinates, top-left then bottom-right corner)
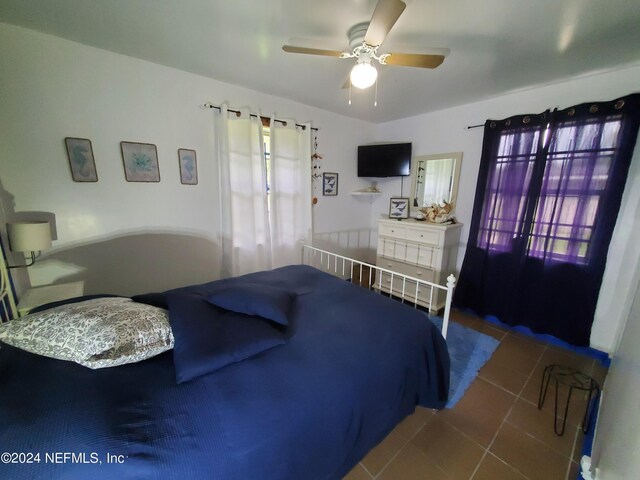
282 0 448 96
350 59 377 89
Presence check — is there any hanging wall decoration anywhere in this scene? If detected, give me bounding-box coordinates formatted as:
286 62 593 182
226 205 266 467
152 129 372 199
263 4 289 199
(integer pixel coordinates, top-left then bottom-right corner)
65 137 98 182
323 172 338 196
311 132 323 204
178 148 198 185
121 141 160 182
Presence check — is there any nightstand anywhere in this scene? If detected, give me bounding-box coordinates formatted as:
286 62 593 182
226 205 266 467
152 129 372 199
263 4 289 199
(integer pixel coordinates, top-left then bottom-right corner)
17 281 85 316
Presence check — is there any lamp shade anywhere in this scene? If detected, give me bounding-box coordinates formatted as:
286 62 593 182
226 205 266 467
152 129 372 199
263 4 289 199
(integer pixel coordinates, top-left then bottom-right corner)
7 221 52 252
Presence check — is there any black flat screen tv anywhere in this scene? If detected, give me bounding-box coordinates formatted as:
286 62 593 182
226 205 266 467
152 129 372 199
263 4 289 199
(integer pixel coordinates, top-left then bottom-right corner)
357 143 412 177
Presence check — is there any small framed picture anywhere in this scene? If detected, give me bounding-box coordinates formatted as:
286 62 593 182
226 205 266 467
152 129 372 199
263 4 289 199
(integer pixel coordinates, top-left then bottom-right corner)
389 197 410 219
120 141 160 182
323 172 338 196
178 148 198 185
65 137 98 182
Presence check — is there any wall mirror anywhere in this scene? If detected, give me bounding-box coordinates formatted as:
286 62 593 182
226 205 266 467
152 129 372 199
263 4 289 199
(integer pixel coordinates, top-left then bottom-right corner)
410 152 463 212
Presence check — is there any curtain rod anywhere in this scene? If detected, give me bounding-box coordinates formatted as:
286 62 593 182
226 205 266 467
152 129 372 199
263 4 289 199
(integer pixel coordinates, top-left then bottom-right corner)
204 103 318 131
467 123 484 129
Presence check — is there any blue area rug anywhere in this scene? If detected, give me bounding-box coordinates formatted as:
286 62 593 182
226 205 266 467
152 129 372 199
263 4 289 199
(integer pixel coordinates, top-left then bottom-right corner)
429 315 500 408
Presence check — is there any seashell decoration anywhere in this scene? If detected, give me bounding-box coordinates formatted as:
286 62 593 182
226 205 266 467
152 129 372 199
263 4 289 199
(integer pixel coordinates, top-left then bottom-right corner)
420 201 456 224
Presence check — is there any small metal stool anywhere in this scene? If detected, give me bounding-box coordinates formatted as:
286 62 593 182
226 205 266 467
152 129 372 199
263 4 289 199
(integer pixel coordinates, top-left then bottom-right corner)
538 364 600 436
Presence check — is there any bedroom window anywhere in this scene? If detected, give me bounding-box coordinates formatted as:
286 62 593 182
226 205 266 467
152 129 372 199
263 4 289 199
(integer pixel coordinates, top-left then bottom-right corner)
478 116 623 265
478 126 541 254
527 118 622 263
214 105 313 277
456 94 639 346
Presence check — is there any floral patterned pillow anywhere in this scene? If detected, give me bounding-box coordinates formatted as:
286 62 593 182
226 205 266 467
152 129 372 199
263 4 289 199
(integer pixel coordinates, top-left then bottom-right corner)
0 297 174 369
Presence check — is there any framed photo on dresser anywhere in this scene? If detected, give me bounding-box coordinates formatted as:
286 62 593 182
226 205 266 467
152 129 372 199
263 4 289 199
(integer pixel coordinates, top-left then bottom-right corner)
389 197 409 219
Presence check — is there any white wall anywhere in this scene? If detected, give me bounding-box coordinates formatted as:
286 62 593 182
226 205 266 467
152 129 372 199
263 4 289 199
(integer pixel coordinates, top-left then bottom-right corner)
590 268 640 479
372 66 640 352
0 23 376 296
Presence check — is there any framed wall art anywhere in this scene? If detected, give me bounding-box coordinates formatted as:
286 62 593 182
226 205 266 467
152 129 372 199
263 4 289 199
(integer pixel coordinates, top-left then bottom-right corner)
120 141 160 182
322 172 338 196
178 148 198 185
65 137 98 182
389 197 410 219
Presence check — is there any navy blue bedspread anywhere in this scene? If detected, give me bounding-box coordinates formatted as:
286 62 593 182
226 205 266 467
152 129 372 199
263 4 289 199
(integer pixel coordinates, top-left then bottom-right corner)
0 265 449 480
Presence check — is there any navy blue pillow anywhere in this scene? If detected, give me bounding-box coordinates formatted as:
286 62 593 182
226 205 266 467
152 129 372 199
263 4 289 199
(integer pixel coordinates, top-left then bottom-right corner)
167 292 287 383
205 283 295 326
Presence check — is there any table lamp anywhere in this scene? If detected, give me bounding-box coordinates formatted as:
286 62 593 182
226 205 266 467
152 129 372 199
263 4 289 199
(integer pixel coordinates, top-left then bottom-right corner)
6 221 52 268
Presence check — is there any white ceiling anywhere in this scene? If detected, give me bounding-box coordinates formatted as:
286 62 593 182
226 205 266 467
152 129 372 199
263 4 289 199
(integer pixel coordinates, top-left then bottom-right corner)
1 0 639 123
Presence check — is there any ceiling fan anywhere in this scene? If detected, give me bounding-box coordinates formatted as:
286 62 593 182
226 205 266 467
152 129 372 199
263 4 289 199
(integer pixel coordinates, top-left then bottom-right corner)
282 0 446 90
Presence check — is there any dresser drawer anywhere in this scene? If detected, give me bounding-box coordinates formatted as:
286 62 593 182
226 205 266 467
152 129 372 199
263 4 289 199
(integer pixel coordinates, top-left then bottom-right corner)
404 243 419 264
378 237 436 268
377 238 397 258
406 227 441 246
377 256 400 271
394 262 436 284
377 261 436 303
376 257 435 284
379 222 407 239
417 245 436 268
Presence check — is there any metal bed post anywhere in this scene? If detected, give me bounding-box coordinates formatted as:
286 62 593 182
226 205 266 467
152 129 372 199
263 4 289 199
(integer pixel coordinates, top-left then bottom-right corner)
0 250 18 321
441 275 456 339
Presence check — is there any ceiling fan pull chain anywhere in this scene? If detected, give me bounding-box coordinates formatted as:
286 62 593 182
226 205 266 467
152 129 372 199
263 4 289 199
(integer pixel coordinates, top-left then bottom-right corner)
374 78 378 107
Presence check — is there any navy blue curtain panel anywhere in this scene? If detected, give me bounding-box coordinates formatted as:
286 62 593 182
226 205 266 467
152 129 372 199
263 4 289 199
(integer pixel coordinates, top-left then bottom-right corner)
455 93 640 346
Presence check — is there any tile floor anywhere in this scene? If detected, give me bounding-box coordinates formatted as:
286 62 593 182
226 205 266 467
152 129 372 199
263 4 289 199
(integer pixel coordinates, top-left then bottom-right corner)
344 309 608 480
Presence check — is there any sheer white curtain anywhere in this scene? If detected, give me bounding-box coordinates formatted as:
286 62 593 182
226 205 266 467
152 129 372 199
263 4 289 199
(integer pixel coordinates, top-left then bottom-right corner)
268 119 312 268
215 105 272 277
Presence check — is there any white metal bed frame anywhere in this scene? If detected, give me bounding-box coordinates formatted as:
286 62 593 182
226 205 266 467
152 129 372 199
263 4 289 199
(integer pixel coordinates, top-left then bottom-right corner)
301 244 456 339
0 244 457 338
0 251 18 322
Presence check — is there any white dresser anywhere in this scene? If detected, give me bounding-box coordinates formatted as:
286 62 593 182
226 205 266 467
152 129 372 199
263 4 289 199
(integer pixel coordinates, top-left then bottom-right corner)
376 218 462 311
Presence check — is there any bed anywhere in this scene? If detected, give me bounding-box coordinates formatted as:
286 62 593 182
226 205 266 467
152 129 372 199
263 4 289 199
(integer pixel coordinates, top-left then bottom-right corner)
0 245 452 480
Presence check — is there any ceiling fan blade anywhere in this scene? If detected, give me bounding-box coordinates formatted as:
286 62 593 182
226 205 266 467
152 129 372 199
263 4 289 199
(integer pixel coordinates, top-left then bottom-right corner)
282 45 344 57
364 0 406 47
383 52 445 69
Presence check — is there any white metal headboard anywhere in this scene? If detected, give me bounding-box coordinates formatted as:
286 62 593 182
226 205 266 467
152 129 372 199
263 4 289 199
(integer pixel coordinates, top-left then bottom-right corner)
301 244 455 339
0 248 18 322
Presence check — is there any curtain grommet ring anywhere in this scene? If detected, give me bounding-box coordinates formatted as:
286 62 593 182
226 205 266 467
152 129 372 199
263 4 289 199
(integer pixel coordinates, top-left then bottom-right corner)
614 100 625 110
505 119 511 126
567 108 575 116
523 116 531 124
490 122 497 129
589 105 598 114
